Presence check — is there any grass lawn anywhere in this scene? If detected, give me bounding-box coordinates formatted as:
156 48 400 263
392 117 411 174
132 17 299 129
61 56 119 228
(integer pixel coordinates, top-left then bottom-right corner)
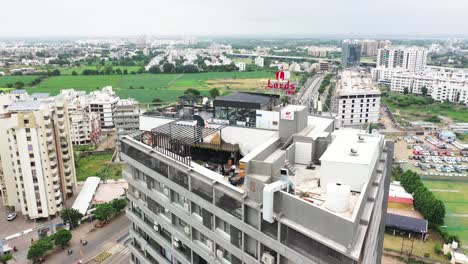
75 153 122 181
384 232 449 263
0 75 41 87
423 179 468 246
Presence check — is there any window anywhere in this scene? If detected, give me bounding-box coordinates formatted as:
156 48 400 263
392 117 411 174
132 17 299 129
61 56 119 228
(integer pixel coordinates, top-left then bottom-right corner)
194 229 212 250
216 217 230 236
173 192 188 209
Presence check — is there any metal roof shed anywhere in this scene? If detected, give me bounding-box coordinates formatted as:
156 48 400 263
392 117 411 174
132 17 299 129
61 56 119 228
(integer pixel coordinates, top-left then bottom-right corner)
385 213 428 234
71 177 101 215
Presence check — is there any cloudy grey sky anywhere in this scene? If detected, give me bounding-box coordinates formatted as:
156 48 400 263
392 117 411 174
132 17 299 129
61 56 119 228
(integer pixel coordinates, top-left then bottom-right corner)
1 0 467 37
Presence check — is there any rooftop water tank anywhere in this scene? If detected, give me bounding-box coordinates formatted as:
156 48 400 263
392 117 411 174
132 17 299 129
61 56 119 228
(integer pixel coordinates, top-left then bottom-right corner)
325 182 351 213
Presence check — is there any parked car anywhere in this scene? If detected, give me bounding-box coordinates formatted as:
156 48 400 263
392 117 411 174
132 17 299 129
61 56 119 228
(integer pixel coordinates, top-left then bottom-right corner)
7 213 17 221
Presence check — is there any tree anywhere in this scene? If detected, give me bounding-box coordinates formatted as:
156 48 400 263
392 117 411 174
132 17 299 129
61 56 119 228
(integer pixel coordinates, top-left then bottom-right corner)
421 86 428 96
71 71 78 76
1 253 12 264
14 82 24 89
184 88 200 96
152 98 162 103
27 238 54 262
403 87 409 95
115 68 122 75
208 88 220 98
94 203 116 222
54 229 72 248
123 69 128 75
281 96 289 106
60 208 83 229
103 65 113 75
162 63 175 73
49 69 60 76
111 198 127 212
148 65 161 74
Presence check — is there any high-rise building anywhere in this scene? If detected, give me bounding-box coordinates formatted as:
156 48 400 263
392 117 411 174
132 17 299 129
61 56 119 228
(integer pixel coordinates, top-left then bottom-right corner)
341 40 361 68
235 62 246 71
254 57 264 68
335 70 381 127
360 40 378 57
114 98 142 155
58 89 102 145
89 86 119 130
0 99 76 219
376 46 427 72
121 105 393 264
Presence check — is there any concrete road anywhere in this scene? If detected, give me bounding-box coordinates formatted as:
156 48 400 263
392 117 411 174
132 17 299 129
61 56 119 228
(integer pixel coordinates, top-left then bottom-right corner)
44 213 129 264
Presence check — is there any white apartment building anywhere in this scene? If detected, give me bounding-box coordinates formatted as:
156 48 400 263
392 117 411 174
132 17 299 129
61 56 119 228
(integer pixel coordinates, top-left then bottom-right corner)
0 99 77 219
254 56 264 67
58 89 102 145
377 46 427 72
335 70 381 127
89 86 119 130
235 62 246 71
390 66 468 105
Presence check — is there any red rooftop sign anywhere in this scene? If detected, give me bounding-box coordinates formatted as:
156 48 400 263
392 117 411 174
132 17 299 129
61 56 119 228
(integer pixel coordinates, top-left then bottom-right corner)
265 71 297 95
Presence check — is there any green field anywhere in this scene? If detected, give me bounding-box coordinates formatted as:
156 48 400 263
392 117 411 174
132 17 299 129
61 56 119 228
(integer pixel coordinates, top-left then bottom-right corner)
0 75 40 87
23 71 272 102
75 153 123 181
423 179 468 245
59 66 143 75
383 94 468 123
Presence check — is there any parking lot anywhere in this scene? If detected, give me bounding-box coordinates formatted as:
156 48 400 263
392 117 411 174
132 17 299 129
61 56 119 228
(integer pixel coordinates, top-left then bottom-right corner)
0 199 38 240
394 134 468 178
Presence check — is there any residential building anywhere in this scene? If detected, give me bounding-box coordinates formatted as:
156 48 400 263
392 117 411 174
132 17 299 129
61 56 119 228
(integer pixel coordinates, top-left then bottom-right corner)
0 99 76 219
389 66 468 105
360 40 379 57
319 61 331 72
58 89 102 145
335 70 381 127
376 46 427 72
341 40 361 68
114 98 142 153
89 86 119 130
254 57 264 68
122 105 393 264
235 62 246 71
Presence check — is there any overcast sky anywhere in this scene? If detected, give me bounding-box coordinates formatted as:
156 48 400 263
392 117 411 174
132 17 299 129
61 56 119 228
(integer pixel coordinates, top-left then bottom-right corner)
1 0 467 37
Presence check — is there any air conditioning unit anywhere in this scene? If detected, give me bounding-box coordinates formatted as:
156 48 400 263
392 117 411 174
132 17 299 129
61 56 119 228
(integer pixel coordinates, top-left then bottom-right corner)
183 202 190 211
163 187 170 196
206 240 213 251
261 252 275 264
216 249 224 258
184 226 191 235
153 224 160 231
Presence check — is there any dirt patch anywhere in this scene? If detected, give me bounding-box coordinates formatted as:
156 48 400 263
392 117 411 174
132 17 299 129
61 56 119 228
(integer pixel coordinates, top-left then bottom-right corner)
387 208 424 219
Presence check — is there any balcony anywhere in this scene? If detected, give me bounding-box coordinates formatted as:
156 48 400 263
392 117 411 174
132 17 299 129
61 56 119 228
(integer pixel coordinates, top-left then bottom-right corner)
54 191 61 197
53 184 60 190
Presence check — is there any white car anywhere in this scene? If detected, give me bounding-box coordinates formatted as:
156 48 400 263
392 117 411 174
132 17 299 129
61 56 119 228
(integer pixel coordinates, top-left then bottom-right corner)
7 213 17 221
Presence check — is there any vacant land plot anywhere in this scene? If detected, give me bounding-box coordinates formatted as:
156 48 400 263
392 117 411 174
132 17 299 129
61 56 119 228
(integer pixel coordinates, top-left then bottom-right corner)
423 179 468 246
384 231 448 263
0 75 40 87
75 153 122 181
383 94 468 123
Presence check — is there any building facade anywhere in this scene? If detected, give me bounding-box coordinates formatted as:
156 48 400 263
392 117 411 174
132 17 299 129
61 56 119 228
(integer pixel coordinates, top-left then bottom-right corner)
121 105 393 264
376 46 427 72
89 86 119 130
254 57 264 68
341 40 361 68
335 70 381 127
0 100 77 219
114 99 142 154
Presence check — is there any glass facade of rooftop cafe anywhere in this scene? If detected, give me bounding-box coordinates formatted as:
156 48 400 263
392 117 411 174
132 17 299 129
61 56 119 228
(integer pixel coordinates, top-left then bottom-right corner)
213 92 279 126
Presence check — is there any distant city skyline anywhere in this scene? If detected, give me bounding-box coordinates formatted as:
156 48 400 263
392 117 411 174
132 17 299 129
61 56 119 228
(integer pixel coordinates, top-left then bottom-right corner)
1 0 468 38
